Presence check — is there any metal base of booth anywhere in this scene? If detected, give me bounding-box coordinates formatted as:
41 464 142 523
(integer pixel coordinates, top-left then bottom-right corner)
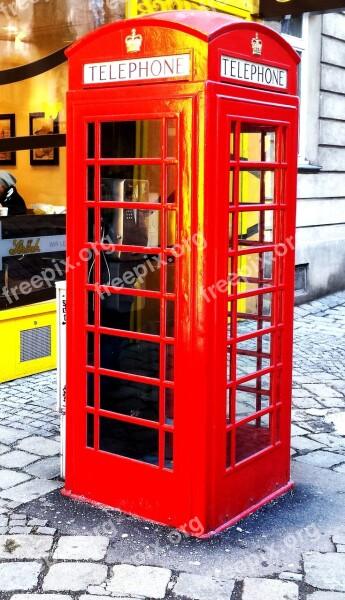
0 300 57 383
60 481 295 538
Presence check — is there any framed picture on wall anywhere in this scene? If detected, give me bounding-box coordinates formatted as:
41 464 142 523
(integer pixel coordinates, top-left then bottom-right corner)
29 112 59 166
0 114 16 166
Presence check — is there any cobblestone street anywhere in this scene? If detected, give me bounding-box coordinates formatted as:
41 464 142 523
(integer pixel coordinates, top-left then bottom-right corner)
0 292 345 599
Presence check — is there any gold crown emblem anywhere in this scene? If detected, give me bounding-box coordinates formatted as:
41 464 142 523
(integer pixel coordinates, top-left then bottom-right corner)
125 28 142 53
251 33 263 56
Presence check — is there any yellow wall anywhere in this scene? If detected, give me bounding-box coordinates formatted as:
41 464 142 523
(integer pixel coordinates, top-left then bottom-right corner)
1 62 67 208
127 0 259 18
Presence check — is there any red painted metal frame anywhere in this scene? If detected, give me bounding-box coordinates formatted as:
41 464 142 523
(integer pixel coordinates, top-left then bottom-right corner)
64 11 299 536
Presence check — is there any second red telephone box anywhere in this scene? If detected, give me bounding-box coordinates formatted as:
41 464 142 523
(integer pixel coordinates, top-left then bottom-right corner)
64 11 299 536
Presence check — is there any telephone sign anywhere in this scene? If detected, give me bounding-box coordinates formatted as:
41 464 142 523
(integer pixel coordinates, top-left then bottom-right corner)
64 11 299 536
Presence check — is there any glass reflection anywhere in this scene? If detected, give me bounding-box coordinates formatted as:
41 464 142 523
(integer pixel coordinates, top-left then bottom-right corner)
100 294 160 336
100 375 159 421
101 120 161 158
236 334 272 379
100 334 160 379
240 124 276 163
239 170 275 204
238 252 274 289
237 293 273 335
236 414 271 463
99 417 159 464
238 210 274 246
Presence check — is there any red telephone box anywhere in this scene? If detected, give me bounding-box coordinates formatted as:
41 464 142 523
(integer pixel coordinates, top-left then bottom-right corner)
64 11 299 536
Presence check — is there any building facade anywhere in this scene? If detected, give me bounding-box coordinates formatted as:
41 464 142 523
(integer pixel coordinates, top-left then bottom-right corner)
294 11 345 303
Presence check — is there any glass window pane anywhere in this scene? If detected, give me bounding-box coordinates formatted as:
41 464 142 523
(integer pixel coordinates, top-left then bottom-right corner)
235 414 271 463
87 413 94 448
166 300 175 338
238 252 274 289
87 373 94 408
166 211 176 248
87 122 95 158
166 118 177 158
101 294 160 336
87 333 94 367
226 387 232 424
100 375 159 422
100 177 150 202
226 431 232 469
87 166 95 201
236 387 270 421
238 210 274 246
87 292 94 326
99 254 162 292
165 387 174 424
230 122 236 160
240 124 276 162
227 345 233 383
100 120 161 158
164 431 173 469
227 301 233 341
237 293 273 335
166 165 177 204
87 208 95 242
229 170 234 204
100 334 159 379
239 170 275 204
229 213 234 247
166 344 174 382
100 417 159 464
87 251 95 285
281 15 303 38
236 334 272 379
166 257 175 294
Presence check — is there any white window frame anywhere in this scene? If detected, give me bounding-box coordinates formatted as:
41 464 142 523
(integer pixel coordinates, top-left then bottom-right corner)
280 14 309 164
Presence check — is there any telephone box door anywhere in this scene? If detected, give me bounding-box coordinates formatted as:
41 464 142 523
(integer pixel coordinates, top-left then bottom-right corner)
65 90 196 527
208 91 298 528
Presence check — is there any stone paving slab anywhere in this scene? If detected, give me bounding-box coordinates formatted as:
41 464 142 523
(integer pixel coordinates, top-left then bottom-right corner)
15 436 60 457
293 451 345 469
107 564 171 599
0 478 62 504
53 535 109 561
0 425 30 445
0 469 31 490
0 561 42 591
23 456 60 479
242 578 299 600
0 450 41 469
0 534 53 559
42 562 108 592
172 572 235 600
291 436 323 452
304 553 345 592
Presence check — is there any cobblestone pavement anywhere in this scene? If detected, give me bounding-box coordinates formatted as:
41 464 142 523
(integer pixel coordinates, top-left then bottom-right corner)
0 292 345 599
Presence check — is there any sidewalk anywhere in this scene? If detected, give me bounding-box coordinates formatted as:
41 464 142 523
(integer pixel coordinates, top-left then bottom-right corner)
0 291 345 599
